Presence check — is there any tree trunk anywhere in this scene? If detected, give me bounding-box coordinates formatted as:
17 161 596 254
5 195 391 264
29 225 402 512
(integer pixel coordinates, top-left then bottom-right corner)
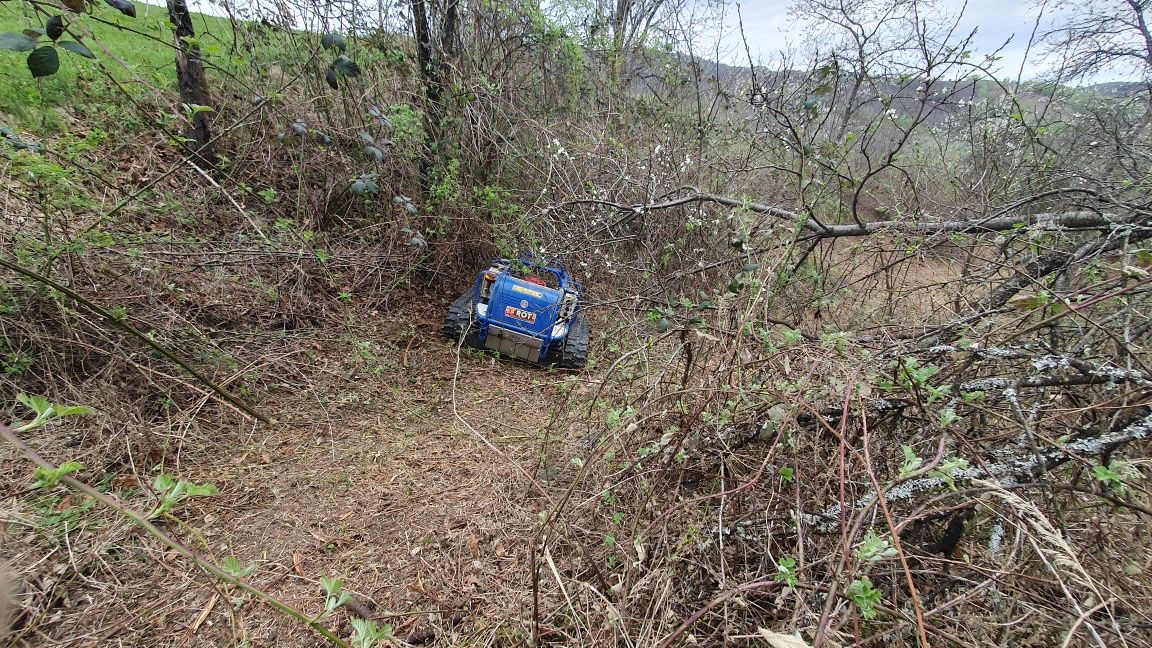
167 0 214 164
411 0 460 191
610 0 631 93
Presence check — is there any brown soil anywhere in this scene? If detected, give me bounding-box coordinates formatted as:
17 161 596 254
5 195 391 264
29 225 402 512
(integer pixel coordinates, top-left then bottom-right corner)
2 301 582 647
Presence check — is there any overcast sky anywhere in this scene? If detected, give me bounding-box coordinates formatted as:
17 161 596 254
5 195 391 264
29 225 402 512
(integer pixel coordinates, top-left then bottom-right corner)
690 0 1104 82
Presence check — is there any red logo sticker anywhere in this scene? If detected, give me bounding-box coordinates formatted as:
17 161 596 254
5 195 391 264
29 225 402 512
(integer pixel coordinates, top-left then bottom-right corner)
505 305 537 323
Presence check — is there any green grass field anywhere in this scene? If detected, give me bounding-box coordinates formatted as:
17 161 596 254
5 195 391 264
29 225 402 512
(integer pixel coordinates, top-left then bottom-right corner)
0 1 231 131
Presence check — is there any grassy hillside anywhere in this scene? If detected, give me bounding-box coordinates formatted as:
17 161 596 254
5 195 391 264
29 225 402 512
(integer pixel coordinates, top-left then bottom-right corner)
0 1 231 130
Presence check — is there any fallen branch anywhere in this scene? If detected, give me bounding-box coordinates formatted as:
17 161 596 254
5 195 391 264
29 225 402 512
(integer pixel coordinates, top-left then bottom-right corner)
562 186 1141 239
803 410 1152 531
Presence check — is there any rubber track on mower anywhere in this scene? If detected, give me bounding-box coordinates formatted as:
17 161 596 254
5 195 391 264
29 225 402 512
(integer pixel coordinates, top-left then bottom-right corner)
556 315 589 369
442 292 479 346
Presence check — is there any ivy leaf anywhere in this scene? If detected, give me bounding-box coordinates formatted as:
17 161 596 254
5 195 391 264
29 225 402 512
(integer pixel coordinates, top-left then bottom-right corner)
369 106 393 130
320 32 346 52
349 179 370 197
324 68 338 89
46 16 65 41
0 32 36 52
357 130 375 145
104 0 136 18
332 55 360 77
58 40 95 59
27 46 60 78
362 145 384 161
350 174 378 196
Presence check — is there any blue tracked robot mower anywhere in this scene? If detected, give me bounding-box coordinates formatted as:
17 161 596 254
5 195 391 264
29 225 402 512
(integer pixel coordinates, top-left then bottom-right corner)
442 256 589 369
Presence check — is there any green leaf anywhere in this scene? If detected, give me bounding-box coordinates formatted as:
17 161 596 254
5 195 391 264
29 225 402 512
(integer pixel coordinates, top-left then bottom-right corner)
27 45 60 77
55 404 94 417
320 575 353 614
185 482 219 497
938 407 960 428
898 445 922 478
182 102 214 115
46 16 65 41
928 456 969 490
0 32 36 52
221 556 257 578
320 32 346 52
350 618 392 648
149 473 216 517
1092 462 1132 493
350 175 379 196
324 68 338 89
17 393 52 417
32 461 84 489
846 578 882 619
774 556 798 587
153 473 176 492
332 55 360 77
856 529 897 562
1007 293 1050 310
57 40 95 59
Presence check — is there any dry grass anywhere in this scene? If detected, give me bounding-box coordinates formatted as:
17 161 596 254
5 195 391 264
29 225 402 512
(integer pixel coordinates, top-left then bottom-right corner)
2 17 1151 645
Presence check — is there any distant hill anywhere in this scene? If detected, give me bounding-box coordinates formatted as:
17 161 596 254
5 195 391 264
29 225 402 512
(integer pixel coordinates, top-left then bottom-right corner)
1087 81 1148 97
628 49 1147 103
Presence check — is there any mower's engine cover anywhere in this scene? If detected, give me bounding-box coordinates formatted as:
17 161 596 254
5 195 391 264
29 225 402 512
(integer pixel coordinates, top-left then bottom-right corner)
485 274 561 335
